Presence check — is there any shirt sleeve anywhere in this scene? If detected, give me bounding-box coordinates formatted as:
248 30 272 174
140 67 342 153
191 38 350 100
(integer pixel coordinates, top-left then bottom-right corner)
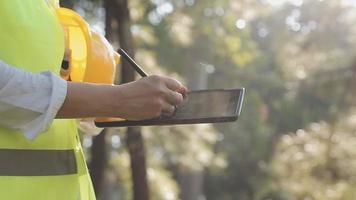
0 60 67 140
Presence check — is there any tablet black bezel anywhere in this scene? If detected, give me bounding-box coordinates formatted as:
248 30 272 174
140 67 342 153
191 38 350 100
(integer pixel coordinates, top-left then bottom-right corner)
95 88 245 127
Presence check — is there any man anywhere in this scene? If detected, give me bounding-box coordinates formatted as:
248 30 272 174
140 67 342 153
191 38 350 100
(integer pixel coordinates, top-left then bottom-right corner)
0 0 186 199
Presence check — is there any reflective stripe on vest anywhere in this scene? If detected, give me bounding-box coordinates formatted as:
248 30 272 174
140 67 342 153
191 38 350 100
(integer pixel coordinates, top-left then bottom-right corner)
0 149 77 176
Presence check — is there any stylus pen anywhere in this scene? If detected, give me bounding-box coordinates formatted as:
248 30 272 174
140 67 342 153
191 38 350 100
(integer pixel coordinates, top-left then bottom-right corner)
118 48 148 77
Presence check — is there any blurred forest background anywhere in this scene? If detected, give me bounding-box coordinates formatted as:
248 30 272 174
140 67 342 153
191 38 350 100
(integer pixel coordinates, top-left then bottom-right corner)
60 0 356 199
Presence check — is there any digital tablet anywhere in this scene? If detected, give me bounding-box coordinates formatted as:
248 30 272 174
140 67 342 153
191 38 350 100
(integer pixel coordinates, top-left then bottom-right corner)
95 88 245 127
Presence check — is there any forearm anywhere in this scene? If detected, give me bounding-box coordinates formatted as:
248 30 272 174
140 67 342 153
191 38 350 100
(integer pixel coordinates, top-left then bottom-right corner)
56 82 120 118
57 75 186 120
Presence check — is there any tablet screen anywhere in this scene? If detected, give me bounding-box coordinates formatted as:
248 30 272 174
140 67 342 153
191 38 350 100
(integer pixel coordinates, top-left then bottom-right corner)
172 90 240 119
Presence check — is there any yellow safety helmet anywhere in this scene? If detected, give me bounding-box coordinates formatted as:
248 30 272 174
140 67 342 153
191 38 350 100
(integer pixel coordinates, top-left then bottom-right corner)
56 8 120 84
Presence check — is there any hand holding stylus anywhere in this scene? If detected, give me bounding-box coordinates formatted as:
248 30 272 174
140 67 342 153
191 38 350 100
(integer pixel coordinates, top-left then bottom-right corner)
117 49 187 119
114 75 187 120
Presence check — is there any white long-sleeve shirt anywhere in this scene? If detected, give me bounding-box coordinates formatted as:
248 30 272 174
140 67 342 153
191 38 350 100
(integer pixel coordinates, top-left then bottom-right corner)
0 60 67 140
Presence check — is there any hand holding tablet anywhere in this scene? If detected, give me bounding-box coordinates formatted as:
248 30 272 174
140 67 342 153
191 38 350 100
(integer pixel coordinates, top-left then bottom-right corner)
95 88 245 127
95 49 245 128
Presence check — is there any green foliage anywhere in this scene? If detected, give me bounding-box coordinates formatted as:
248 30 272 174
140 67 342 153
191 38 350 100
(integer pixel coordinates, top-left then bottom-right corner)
272 112 356 199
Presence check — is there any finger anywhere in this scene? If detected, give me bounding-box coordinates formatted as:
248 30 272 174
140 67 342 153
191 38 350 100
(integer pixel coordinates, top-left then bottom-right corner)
161 102 175 115
179 87 188 99
164 77 186 93
164 90 184 105
177 86 188 95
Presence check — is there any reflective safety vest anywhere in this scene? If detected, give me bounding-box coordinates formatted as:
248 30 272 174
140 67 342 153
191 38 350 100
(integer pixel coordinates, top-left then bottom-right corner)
0 0 96 199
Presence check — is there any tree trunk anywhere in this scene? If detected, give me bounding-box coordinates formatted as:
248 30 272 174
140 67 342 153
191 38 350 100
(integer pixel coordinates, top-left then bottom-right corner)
178 62 207 200
88 0 117 197
59 0 75 9
178 169 204 200
90 130 108 197
103 0 115 43
114 1 150 200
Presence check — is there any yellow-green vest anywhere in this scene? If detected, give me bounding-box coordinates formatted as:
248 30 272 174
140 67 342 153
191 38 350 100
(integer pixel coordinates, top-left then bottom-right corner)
0 0 96 199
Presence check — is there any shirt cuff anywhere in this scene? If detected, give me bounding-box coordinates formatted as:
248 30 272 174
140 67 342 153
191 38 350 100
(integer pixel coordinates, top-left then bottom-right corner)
21 72 67 140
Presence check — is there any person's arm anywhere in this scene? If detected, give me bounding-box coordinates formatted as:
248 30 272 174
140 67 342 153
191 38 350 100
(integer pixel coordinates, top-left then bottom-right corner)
57 75 187 120
0 60 186 139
